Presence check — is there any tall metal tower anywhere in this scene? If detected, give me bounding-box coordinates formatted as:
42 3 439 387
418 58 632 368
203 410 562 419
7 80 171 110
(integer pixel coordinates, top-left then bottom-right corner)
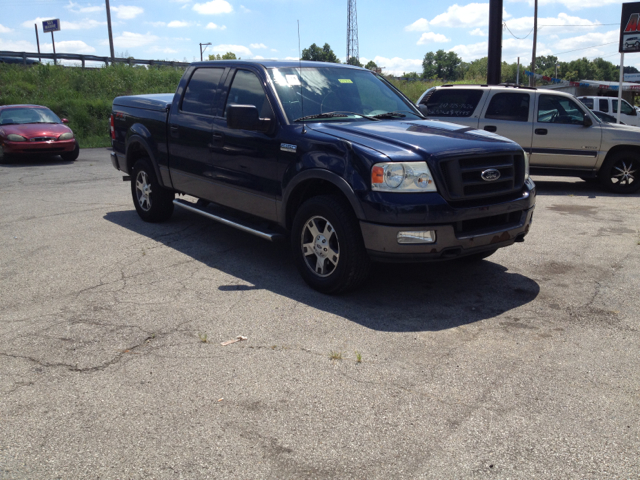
346 0 359 65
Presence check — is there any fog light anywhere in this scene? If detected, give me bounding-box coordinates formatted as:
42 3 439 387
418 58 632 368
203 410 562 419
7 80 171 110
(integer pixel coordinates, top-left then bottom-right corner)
397 231 436 244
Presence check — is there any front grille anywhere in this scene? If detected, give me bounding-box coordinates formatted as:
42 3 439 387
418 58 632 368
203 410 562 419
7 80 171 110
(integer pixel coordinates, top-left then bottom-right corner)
455 210 524 237
439 153 525 203
30 137 56 142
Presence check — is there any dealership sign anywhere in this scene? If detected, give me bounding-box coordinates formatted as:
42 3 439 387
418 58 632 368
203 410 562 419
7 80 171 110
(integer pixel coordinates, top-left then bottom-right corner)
42 19 60 33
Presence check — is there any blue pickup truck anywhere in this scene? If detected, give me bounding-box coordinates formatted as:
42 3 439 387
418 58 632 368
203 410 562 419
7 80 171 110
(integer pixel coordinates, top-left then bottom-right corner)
110 60 535 293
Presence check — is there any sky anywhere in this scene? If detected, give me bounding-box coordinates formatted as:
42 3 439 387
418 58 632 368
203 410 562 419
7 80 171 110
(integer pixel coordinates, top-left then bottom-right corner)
0 0 635 75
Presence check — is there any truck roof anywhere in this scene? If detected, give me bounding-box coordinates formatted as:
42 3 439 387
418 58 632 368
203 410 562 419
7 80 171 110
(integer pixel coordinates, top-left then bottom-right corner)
190 60 366 70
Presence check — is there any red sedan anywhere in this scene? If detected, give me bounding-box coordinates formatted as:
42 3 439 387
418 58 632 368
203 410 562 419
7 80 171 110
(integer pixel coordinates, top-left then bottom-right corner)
0 105 79 163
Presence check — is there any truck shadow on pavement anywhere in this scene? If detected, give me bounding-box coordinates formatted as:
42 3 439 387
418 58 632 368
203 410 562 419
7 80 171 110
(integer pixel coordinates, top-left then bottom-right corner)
104 209 540 332
532 177 640 198
0 155 75 167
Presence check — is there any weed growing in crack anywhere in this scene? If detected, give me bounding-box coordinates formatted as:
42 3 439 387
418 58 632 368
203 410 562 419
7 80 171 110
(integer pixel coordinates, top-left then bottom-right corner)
198 333 208 343
329 350 342 361
355 351 362 363
142 248 146 256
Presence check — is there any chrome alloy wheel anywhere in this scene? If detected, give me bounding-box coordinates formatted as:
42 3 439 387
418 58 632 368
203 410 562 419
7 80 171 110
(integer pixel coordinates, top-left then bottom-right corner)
135 170 153 211
301 216 340 277
611 159 638 186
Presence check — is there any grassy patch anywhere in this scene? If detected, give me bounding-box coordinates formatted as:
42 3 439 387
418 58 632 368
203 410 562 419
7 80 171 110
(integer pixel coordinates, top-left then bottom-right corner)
329 350 343 361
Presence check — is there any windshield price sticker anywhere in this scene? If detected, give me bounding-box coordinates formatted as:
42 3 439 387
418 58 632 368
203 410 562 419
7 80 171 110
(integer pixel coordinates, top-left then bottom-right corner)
338 79 353 84
286 75 301 86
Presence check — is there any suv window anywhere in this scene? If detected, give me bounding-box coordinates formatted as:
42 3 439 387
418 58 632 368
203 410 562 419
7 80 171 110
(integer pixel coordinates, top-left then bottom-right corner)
224 69 273 118
537 94 586 125
612 99 636 115
485 93 530 122
424 89 483 117
599 98 609 113
181 68 224 116
580 97 594 109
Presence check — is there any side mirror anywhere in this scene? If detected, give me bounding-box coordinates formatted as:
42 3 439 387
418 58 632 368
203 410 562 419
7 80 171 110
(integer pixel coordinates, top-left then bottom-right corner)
61 118 69 124
418 104 429 116
583 115 593 127
227 104 271 133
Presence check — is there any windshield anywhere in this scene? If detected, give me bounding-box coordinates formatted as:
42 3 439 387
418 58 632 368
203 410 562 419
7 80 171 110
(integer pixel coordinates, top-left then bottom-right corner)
268 67 421 123
0 107 61 125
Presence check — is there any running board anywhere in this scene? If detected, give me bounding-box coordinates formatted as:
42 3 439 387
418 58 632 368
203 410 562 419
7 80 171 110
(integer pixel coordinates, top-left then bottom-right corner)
173 199 284 242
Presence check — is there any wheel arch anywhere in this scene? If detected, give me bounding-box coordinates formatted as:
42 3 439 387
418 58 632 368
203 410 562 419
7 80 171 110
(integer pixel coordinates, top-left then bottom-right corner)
125 135 165 187
601 145 640 168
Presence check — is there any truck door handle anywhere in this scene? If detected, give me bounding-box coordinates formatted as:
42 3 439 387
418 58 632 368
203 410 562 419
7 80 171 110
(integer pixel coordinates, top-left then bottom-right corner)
535 128 548 135
170 124 179 138
484 125 497 132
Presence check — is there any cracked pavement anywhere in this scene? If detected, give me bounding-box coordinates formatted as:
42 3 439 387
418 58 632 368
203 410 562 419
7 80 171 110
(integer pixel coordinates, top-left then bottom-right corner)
0 148 639 479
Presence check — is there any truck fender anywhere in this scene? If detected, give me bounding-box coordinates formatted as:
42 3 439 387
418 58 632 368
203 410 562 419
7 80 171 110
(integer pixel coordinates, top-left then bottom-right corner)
280 169 366 227
125 127 165 187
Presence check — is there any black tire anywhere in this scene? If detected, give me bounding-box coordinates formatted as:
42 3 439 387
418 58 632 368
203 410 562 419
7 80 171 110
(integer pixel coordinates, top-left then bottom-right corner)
61 141 79 161
131 158 175 222
0 145 11 164
460 249 497 262
291 195 371 294
598 151 640 194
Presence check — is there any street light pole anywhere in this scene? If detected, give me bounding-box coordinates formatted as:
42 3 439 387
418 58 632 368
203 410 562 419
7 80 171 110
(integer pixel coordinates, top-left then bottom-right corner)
199 42 211 61
487 0 503 85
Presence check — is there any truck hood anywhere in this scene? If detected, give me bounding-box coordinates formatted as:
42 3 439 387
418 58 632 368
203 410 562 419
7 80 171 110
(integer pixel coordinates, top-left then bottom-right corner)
308 119 522 161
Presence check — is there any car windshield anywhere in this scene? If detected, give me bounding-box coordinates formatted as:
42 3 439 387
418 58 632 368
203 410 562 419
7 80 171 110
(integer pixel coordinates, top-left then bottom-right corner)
268 66 421 123
0 107 61 125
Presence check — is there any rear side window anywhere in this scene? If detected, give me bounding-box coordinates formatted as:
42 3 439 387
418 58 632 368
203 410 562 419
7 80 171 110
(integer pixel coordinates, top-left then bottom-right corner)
181 68 224 116
224 69 273 118
424 89 483 117
484 93 530 122
598 98 609 113
580 97 594 109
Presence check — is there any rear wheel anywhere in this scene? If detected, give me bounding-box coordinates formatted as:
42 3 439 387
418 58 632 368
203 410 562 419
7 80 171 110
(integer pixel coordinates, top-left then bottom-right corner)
131 158 175 222
61 141 79 161
291 195 371 294
598 151 640 193
0 145 12 164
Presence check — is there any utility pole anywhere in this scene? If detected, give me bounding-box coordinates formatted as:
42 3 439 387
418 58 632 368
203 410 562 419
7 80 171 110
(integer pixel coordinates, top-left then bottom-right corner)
105 0 115 65
34 24 41 62
487 0 503 85
530 0 538 86
200 42 211 61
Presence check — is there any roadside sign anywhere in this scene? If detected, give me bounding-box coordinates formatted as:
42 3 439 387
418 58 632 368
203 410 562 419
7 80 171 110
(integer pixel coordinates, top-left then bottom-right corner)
42 19 60 33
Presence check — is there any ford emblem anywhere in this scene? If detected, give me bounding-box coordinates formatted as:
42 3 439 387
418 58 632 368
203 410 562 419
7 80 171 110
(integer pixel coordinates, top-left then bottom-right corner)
481 168 501 182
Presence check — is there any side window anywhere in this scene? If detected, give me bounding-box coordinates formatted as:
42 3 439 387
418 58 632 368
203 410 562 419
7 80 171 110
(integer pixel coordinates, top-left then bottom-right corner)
181 68 224 116
484 93 530 122
224 70 273 118
537 94 586 125
424 89 483 117
599 98 609 113
612 99 635 115
580 98 594 109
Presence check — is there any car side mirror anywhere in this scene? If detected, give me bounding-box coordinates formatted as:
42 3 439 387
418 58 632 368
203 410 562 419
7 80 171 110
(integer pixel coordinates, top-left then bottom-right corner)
227 104 271 133
61 118 69 124
583 115 593 127
418 104 429 116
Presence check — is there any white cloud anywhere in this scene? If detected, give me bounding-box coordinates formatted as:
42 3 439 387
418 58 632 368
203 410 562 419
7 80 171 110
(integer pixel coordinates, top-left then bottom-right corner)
0 24 13 33
147 21 167 27
471 28 486 36
253 55 265 59
506 0 625 11
0 38 35 51
111 6 144 20
167 20 191 27
271 48 278 52
250 43 267 49
102 31 159 48
240 5 251 12
430 3 510 28
150 46 179 54
504 12 600 35
22 17 105 30
210 44 252 56
405 18 429 32
284 56 299 60
417 32 450 45
41 40 96 54
193 0 233 14
66 1 103 14
206 22 227 29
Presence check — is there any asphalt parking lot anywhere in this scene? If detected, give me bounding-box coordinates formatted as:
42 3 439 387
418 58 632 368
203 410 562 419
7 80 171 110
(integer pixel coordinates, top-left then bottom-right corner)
0 148 639 479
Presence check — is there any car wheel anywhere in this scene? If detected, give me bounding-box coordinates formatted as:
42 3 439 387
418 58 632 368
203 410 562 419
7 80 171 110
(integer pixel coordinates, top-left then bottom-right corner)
598 151 640 194
131 158 175 222
460 249 497 262
61 141 79 161
291 195 371 294
0 145 10 164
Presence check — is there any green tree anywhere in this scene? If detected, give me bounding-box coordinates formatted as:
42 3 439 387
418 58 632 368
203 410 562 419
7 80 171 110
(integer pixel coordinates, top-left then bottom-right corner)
421 50 463 80
208 52 239 60
347 57 362 67
301 43 340 63
365 60 378 70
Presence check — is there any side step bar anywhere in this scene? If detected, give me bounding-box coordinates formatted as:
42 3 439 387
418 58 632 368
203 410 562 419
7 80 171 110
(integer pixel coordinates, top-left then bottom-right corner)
173 199 284 242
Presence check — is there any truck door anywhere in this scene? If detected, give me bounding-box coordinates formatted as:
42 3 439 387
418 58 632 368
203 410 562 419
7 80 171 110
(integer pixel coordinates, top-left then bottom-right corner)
209 68 280 222
168 67 225 199
478 91 533 151
530 93 601 170
612 98 640 126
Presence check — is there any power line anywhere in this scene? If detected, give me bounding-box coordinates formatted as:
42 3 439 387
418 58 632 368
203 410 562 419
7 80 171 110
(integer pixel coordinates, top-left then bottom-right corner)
553 41 619 56
504 23 535 40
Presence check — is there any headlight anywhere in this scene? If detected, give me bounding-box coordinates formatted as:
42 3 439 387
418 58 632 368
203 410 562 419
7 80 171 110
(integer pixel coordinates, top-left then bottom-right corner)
58 132 74 140
371 161 437 192
7 134 27 142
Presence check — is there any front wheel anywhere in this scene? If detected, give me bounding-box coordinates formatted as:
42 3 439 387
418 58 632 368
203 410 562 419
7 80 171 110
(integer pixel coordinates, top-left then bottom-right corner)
291 195 371 294
61 141 79 161
131 158 175 222
0 145 11 164
598 151 640 193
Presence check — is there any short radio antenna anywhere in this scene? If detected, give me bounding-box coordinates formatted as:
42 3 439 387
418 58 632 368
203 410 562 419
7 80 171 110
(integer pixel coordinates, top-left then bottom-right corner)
297 20 306 133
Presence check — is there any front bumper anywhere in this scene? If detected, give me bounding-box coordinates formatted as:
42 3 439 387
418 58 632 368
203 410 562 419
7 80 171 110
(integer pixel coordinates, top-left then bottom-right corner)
2 139 76 155
361 205 534 262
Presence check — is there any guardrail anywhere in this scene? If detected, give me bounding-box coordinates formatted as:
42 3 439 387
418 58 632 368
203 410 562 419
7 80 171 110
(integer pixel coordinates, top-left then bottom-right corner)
0 51 190 68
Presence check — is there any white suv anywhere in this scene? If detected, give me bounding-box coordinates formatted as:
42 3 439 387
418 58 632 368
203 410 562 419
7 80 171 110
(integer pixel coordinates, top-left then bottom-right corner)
416 85 640 193
578 96 640 127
